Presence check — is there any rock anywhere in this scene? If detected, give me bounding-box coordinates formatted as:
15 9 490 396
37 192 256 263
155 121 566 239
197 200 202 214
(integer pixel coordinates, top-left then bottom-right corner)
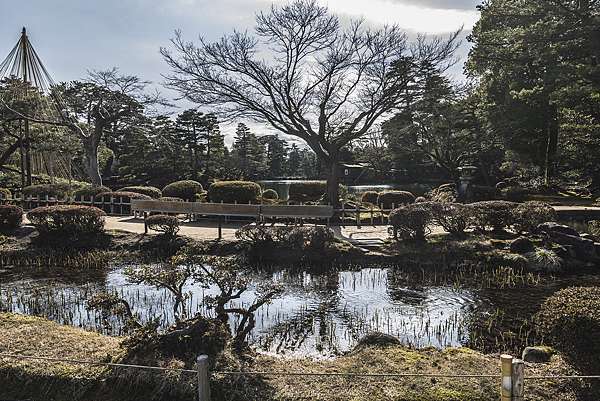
537 222 580 237
510 237 535 254
354 332 401 350
547 231 597 262
522 346 554 363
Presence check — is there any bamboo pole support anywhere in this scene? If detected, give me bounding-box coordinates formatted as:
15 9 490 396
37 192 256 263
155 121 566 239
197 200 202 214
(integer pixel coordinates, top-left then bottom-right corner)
501 354 513 401
197 355 210 401
511 358 525 400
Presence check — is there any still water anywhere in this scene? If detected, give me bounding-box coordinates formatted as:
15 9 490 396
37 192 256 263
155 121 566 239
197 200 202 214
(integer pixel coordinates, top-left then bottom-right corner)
1 266 472 357
2 265 598 357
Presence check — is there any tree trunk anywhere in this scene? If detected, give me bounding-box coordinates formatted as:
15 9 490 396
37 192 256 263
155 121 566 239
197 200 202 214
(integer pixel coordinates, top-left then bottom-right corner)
326 159 340 207
82 136 102 186
544 104 559 186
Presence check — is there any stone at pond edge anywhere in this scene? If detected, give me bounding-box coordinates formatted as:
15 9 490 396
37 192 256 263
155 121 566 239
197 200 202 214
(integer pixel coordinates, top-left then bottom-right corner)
522 346 554 363
354 332 401 351
537 222 580 237
510 237 535 254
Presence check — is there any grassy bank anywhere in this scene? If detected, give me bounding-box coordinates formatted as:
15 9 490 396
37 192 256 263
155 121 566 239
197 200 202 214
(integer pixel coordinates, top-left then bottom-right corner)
0 313 589 401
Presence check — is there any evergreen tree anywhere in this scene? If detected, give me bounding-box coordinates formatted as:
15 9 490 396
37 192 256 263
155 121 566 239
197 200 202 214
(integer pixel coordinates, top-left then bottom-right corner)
467 0 600 185
260 135 288 179
231 123 267 180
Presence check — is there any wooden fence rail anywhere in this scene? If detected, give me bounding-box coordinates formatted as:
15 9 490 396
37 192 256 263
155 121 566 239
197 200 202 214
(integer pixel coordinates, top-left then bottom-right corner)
0 194 402 227
0 352 594 400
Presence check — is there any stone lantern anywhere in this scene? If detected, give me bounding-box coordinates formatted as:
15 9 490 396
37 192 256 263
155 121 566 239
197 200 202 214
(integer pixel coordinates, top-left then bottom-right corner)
457 165 478 201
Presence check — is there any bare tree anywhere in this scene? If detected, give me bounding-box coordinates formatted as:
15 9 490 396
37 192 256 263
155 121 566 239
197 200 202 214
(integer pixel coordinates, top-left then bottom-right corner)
53 69 162 185
162 0 460 204
2 69 160 186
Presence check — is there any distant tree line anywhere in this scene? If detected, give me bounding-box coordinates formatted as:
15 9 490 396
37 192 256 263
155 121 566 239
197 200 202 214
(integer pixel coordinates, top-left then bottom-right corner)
1 0 599 199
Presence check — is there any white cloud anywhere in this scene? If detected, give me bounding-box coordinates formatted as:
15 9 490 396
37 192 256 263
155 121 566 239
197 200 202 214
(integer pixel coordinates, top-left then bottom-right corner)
314 0 478 33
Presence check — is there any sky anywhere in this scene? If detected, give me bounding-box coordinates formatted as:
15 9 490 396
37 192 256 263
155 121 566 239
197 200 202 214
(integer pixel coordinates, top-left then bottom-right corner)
0 0 481 145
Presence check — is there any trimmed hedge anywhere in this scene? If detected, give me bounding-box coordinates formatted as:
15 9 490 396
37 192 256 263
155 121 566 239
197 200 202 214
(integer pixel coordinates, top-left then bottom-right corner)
22 183 71 198
536 287 600 365
429 202 471 236
73 186 111 199
208 181 261 204
146 214 180 237
378 191 415 209
288 181 327 202
0 205 23 231
470 200 517 231
388 203 434 241
261 189 279 200
0 188 11 199
162 180 203 202
27 205 106 238
360 191 379 205
513 201 556 233
118 186 162 199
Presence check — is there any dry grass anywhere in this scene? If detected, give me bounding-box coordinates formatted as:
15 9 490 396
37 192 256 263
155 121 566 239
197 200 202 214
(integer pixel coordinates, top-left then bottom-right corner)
0 313 121 378
253 346 583 401
0 313 592 401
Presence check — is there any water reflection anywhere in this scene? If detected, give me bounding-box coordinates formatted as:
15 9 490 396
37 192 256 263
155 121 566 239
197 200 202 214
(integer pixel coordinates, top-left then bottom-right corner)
0 266 474 357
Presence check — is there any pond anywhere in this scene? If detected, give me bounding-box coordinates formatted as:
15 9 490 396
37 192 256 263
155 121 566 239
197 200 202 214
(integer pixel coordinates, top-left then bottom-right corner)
2 265 600 358
258 180 431 200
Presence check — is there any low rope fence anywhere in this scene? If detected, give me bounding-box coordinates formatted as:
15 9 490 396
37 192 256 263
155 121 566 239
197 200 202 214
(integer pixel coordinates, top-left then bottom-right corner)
1 352 600 401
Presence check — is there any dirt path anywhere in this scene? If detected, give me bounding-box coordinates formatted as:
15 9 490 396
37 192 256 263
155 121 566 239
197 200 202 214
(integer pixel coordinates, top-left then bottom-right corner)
101 216 395 242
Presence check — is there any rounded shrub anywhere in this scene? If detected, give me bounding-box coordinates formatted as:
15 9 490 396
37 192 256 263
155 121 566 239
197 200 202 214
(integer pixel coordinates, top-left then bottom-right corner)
429 183 458 203
22 183 71 198
27 205 106 238
288 181 327 203
0 205 23 231
208 181 261 204
360 191 379 205
388 203 434 241
73 185 111 200
118 186 162 199
513 201 556 234
162 180 203 202
429 202 472 236
378 191 415 209
0 188 11 200
536 287 600 365
470 200 517 231
261 189 279 201
146 214 180 237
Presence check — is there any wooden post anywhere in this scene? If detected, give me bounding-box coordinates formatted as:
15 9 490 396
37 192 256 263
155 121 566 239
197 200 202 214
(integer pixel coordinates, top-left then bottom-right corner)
217 216 222 240
144 212 148 234
355 203 361 228
511 358 525 401
501 354 513 401
196 354 210 401
370 205 374 226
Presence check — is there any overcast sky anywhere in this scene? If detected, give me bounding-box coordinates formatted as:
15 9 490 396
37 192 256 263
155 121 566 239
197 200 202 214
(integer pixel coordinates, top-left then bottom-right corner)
0 0 481 144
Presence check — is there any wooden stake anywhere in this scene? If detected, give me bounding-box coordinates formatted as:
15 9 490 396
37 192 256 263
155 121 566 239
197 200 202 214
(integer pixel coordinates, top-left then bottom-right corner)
501 354 513 401
512 358 525 400
196 355 210 401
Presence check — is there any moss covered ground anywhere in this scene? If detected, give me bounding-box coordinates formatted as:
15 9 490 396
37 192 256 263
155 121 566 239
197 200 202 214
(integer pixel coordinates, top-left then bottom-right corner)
0 313 590 401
